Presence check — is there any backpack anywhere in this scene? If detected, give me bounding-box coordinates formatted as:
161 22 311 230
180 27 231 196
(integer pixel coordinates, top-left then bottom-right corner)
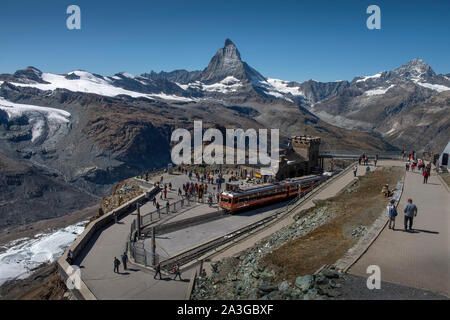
390 206 398 217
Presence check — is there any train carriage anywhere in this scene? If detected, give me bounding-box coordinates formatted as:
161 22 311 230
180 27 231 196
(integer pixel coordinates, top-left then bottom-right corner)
220 175 326 213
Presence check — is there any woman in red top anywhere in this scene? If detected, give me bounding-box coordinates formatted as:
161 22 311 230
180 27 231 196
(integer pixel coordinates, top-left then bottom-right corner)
423 169 430 184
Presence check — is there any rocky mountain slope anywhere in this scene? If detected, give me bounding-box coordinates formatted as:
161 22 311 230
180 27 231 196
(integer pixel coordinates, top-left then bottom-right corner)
311 59 450 151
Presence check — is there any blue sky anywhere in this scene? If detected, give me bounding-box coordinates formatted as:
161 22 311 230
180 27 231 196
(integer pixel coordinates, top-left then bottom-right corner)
0 0 449 82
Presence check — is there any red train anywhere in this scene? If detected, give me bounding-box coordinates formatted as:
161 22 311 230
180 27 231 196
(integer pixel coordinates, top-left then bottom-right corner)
219 175 326 213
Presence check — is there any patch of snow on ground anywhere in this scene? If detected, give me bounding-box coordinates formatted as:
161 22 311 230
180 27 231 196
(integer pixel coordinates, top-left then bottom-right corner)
364 85 395 96
264 90 294 102
0 97 71 141
0 221 87 286
416 82 450 92
6 71 194 102
356 72 383 83
265 78 304 96
201 76 242 93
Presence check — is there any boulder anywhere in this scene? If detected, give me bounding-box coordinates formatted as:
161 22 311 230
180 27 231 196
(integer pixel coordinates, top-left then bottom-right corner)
320 268 340 279
317 284 340 298
258 284 278 293
278 280 291 292
314 274 328 285
295 275 314 292
303 288 319 300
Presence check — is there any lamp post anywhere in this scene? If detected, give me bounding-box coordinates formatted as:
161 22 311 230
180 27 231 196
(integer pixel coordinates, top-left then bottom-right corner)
136 203 141 238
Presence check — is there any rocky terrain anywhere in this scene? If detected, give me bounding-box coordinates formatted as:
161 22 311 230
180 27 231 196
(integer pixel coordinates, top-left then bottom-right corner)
0 152 97 231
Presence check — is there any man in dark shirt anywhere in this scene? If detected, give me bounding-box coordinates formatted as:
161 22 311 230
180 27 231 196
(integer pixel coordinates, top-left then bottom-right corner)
114 257 120 273
154 262 162 280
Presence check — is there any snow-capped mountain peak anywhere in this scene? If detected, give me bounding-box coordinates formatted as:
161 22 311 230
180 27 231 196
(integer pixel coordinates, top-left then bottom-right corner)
391 58 436 81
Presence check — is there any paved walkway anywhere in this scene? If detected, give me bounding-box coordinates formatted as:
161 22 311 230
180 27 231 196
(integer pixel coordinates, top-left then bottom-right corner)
75 210 192 299
75 171 228 299
349 166 450 297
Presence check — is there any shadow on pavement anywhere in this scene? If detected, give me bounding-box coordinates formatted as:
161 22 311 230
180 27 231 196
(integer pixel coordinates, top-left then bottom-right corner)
410 229 439 234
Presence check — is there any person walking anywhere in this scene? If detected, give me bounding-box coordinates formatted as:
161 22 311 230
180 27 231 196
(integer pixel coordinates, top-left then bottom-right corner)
353 165 358 177
114 257 121 273
404 199 418 231
67 249 74 265
387 199 397 230
121 252 128 270
173 264 182 280
423 169 430 184
154 262 162 280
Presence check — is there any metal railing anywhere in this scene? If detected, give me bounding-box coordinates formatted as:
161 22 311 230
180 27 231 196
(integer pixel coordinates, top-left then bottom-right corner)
139 194 220 228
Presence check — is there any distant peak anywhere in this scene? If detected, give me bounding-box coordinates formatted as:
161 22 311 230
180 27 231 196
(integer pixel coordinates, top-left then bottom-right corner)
25 66 42 75
405 58 428 66
395 58 435 78
224 38 235 47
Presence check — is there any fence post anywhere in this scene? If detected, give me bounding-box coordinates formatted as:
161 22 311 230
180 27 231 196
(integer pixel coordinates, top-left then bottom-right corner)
144 249 147 266
151 227 156 266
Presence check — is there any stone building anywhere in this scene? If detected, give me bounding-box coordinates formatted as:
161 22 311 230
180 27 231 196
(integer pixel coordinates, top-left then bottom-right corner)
275 135 322 180
237 135 323 181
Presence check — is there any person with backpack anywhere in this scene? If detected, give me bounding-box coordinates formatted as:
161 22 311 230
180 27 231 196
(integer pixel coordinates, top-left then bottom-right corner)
121 252 128 270
387 199 397 230
114 257 121 273
67 250 74 265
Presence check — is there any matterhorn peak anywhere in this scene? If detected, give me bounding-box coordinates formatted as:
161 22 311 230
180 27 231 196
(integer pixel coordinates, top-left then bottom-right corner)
224 38 235 47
